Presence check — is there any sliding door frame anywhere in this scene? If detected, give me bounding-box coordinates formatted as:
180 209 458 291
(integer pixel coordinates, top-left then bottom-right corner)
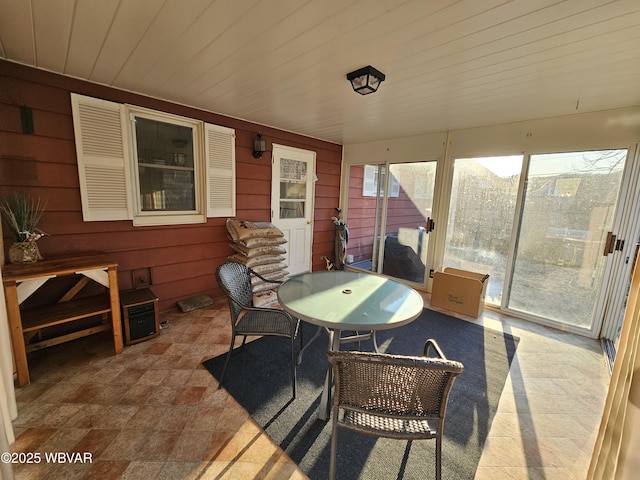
597 144 640 342
342 158 445 289
432 144 639 338
342 110 640 339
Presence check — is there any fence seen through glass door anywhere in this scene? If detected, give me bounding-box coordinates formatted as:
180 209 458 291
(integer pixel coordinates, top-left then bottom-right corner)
508 150 627 328
442 150 627 331
443 156 523 305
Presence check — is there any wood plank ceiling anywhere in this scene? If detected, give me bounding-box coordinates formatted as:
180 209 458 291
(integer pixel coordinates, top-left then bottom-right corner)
1 0 640 145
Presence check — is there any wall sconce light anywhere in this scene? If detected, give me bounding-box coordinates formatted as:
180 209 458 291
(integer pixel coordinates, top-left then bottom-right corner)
20 105 34 134
253 133 266 158
346 65 386 95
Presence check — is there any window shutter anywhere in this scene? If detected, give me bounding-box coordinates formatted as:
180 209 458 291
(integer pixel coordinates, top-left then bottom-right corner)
205 123 235 217
70 93 131 221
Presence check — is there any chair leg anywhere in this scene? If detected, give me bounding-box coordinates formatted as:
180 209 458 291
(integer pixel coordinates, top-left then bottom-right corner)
217 334 236 390
329 414 339 480
435 433 442 480
291 334 297 399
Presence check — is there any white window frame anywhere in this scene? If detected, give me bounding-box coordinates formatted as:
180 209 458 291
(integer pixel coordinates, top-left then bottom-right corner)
71 93 235 226
127 106 206 226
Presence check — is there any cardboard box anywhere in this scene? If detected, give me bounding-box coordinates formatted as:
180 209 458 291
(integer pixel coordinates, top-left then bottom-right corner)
431 267 490 318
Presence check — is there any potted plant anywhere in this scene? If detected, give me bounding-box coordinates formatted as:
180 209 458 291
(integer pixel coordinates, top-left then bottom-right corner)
0 193 47 264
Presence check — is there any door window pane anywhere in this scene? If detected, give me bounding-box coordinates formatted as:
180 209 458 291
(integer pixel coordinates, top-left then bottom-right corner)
508 150 627 327
381 163 436 283
443 156 523 304
279 158 307 218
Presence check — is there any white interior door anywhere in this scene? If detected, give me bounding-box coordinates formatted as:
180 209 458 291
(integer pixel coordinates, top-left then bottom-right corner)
271 144 315 275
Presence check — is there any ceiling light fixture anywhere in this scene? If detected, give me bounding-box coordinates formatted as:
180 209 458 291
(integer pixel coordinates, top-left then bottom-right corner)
346 65 386 95
253 133 266 159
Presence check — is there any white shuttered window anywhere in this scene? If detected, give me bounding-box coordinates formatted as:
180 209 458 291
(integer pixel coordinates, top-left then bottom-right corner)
71 93 235 225
362 164 400 197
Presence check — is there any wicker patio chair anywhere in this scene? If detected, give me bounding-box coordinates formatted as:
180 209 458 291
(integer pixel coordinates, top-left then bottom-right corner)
215 262 300 399
327 339 464 480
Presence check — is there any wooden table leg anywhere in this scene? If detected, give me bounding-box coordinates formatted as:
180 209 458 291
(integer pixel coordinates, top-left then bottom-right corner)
107 267 123 354
4 282 29 386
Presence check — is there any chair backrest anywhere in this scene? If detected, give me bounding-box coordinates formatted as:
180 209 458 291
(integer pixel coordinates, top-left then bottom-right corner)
327 350 464 421
216 262 254 321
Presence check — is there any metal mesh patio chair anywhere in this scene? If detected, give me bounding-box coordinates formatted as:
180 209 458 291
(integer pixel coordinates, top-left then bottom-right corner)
215 262 300 399
327 339 464 480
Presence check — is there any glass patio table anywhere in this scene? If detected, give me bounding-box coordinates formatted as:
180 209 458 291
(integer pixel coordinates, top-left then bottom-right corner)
277 270 424 420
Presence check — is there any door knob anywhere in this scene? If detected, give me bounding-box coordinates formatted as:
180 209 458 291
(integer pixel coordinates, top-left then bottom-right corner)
425 217 435 233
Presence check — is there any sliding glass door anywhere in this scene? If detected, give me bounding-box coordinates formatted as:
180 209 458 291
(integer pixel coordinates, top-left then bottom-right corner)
346 162 438 286
345 148 631 334
507 150 627 328
443 156 523 305
442 149 629 334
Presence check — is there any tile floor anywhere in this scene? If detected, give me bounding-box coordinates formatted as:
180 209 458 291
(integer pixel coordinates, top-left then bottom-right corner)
460 307 609 480
8 294 609 479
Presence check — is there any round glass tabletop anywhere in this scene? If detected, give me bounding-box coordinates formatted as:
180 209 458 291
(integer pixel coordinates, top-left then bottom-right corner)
277 270 424 331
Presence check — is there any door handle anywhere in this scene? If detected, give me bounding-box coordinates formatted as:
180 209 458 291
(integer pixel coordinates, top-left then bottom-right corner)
425 217 435 233
604 232 616 256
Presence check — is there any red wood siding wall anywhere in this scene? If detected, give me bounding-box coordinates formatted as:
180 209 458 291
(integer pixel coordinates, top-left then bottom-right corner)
0 60 342 311
347 166 378 262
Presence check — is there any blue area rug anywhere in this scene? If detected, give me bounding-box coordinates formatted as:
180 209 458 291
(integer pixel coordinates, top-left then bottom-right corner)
203 309 519 479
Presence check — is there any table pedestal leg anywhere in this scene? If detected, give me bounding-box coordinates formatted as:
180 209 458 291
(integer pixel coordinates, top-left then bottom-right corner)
318 328 342 421
297 325 322 364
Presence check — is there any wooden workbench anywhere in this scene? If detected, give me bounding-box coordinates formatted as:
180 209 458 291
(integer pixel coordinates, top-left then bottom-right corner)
2 252 123 386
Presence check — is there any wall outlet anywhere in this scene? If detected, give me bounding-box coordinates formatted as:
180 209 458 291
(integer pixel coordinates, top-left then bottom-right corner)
132 268 152 289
